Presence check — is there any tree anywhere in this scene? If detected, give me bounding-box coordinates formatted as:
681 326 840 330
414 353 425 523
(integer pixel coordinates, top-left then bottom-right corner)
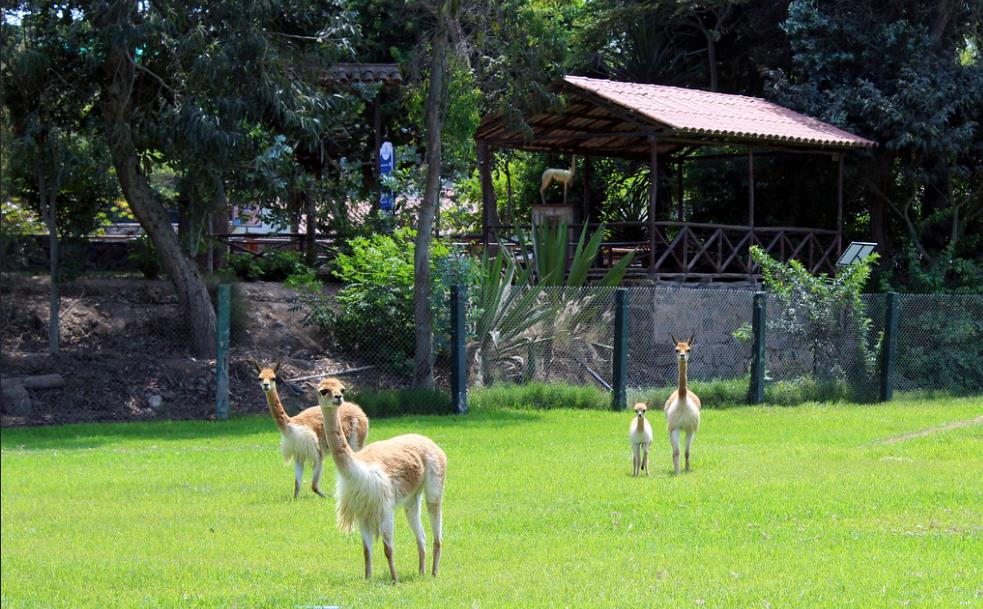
768 0 983 291
87 1 357 356
1 4 115 354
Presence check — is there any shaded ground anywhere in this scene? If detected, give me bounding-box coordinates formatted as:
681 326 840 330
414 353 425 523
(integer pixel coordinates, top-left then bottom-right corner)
0 274 395 426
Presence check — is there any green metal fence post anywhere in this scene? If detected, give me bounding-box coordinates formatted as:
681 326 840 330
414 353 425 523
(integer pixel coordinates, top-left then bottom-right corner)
450 285 468 414
748 291 766 404
612 288 629 411
216 283 230 420
879 292 899 402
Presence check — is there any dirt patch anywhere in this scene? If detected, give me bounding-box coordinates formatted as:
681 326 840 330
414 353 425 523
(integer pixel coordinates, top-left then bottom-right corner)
0 274 395 427
874 416 983 445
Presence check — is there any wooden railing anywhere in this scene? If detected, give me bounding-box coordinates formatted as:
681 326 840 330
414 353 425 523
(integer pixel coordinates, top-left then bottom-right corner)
474 221 842 280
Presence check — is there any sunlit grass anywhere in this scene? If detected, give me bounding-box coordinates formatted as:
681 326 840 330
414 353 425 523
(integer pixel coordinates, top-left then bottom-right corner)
2 397 981 608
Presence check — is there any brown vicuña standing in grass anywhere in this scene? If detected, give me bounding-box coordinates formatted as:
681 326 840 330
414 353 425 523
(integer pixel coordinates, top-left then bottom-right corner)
315 377 447 583
663 334 701 475
255 363 368 499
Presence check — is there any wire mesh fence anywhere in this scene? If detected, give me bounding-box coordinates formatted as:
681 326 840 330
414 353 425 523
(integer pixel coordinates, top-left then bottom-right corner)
895 293 983 394
455 286 982 403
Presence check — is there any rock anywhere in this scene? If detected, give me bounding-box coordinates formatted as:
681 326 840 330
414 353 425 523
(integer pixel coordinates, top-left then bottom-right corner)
1 382 33 416
21 374 65 390
147 394 163 411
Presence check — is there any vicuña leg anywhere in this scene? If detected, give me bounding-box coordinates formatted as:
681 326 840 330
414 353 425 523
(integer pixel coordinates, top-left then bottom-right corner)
405 493 427 576
632 443 641 476
670 428 681 475
642 441 651 476
685 431 695 472
311 457 326 497
360 521 374 580
381 508 398 583
293 461 304 499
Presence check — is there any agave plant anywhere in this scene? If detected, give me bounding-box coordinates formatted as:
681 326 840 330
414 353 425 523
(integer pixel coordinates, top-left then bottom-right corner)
470 222 636 386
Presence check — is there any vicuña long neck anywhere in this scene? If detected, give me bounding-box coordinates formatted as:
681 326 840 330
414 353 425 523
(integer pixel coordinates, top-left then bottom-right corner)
678 359 688 400
321 404 356 472
265 388 289 431
635 416 646 432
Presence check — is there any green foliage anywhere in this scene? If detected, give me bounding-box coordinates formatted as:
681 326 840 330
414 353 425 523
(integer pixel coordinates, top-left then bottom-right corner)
228 250 311 282
469 382 610 411
128 236 162 280
471 222 633 385
751 245 881 401
631 377 751 408
346 388 452 418
895 295 983 394
293 228 481 369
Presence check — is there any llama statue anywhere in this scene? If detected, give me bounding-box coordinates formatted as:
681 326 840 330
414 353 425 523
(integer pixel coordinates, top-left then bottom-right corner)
255 363 368 499
629 402 653 477
539 155 577 203
663 335 701 475
315 377 447 582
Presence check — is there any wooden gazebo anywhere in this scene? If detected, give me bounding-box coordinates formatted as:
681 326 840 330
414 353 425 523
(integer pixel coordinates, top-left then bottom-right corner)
474 76 875 282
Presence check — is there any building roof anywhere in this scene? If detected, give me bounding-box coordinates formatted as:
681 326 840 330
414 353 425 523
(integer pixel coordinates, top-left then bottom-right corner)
475 76 874 157
322 63 402 86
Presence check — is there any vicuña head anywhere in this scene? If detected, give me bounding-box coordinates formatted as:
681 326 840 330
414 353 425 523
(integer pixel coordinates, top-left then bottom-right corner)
670 333 696 361
315 377 346 407
633 402 648 418
253 361 281 393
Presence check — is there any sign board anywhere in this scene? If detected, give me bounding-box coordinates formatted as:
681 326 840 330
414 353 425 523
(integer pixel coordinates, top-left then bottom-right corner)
836 241 877 267
379 141 395 214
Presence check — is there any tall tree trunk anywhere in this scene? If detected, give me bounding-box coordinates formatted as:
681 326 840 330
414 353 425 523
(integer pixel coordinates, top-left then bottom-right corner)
101 43 217 358
304 190 317 266
413 0 452 389
37 148 59 355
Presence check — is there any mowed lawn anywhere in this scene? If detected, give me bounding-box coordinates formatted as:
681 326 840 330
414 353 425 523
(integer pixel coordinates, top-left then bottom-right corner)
2 398 981 609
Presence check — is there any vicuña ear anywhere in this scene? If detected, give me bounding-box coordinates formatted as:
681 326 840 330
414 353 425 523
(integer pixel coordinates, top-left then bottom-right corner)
687 332 696 346
273 360 282 375
669 333 679 345
250 360 261 375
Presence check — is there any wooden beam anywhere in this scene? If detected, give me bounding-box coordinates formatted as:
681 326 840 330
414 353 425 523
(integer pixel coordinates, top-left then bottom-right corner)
649 137 659 273
837 154 844 256
477 141 498 245
748 149 755 228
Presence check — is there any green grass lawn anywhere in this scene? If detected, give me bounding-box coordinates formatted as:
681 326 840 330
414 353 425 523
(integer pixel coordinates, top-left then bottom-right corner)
2 398 982 608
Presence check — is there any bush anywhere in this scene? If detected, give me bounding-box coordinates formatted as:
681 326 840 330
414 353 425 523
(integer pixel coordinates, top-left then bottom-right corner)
346 388 452 418
469 382 609 411
228 250 311 282
631 377 750 409
293 228 481 369
128 236 162 279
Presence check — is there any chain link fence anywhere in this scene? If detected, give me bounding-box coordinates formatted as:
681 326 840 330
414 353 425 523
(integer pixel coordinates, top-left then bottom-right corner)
895 293 983 393
457 286 983 403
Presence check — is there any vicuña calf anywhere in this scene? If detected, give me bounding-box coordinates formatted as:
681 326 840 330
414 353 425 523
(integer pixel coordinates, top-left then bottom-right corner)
629 402 653 476
315 377 447 583
663 335 701 475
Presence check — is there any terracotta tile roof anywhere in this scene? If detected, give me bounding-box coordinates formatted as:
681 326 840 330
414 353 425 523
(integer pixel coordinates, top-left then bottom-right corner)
564 75 874 148
323 63 402 86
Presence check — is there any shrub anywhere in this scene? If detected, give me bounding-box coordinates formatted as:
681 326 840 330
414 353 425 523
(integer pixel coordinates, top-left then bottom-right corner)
128 236 162 279
469 382 609 411
631 377 750 409
293 228 481 369
228 250 311 282
346 388 452 418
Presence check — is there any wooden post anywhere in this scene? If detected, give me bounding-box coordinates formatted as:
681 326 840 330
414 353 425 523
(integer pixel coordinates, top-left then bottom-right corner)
676 158 684 221
836 154 844 256
648 137 659 274
748 149 755 228
879 292 899 402
748 291 766 404
450 285 468 414
582 155 592 222
216 283 230 420
477 140 498 245
612 288 629 411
